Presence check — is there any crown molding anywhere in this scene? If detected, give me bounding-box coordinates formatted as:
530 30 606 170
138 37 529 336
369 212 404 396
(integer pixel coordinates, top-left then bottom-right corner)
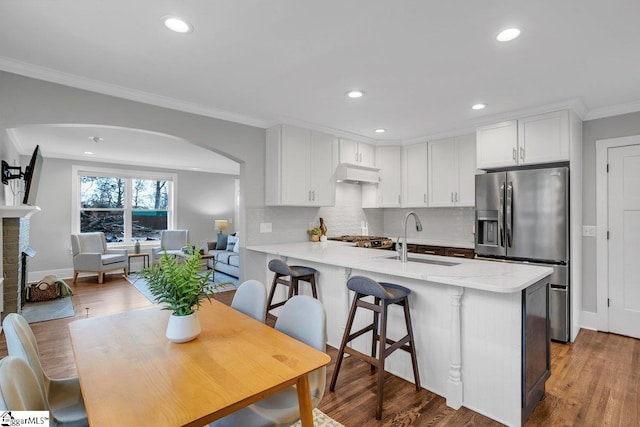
0 56 269 129
584 99 640 121
401 99 590 145
5 57 640 145
268 116 386 145
466 98 589 130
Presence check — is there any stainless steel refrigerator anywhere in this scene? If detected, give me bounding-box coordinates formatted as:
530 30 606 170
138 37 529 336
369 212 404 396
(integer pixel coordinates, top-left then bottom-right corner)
475 166 569 342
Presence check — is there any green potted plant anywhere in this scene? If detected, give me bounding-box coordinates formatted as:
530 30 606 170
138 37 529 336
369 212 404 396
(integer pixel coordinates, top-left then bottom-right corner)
139 249 213 343
307 227 322 242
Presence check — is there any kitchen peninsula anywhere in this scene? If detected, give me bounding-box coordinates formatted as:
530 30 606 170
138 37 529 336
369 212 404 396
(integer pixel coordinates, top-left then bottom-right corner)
247 241 552 426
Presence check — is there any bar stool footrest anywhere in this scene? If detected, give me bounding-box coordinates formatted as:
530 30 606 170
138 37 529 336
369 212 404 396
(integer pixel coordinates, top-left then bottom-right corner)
344 346 381 369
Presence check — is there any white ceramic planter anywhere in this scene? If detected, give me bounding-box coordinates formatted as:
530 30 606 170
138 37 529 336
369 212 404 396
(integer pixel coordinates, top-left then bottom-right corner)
166 312 201 343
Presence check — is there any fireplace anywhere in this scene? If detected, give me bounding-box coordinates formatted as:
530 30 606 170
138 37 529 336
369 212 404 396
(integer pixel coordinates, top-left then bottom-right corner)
1 206 40 320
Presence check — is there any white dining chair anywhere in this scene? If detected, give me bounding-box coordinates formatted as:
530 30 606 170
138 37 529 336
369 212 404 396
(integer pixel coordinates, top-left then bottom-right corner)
231 280 267 322
210 295 327 427
2 313 88 426
0 356 49 411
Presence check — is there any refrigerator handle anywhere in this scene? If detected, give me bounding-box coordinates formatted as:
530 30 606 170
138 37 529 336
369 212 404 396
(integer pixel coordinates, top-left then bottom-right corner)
499 182 505 247
506 181 513 247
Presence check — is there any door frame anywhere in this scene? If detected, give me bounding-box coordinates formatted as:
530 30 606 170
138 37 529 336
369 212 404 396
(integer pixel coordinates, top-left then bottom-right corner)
595 134 640 331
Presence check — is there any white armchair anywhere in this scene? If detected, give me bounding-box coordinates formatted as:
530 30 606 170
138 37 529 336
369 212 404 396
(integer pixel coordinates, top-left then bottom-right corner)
71 232 128 284
152 229 189 264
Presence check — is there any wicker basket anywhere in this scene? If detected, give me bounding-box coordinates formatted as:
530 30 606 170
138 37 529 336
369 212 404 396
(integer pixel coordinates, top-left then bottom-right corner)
28 282 60 302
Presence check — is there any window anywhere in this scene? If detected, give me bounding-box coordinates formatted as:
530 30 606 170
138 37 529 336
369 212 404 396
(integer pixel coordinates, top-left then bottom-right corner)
73 166 176 244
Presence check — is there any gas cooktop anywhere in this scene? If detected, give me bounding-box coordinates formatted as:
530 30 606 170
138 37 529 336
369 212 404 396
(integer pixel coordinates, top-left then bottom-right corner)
328 235 394 249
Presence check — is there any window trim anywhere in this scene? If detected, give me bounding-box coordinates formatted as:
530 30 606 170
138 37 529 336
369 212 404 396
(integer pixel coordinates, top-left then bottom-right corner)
71 165 178 246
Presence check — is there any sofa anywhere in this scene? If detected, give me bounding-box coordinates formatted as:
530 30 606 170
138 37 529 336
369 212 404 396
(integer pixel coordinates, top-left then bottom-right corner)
206 234 239 278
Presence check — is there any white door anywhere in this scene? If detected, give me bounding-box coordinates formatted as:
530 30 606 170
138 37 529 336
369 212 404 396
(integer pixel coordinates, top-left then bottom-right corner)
456 134 477 206
338 138 358 165
358 142 376 168
281 125 311 205
428 138 457 207
405 142 428 207
309 131 335 206
608 144 640 339
518 110 570 165
476 120 518 169
377 146 402 207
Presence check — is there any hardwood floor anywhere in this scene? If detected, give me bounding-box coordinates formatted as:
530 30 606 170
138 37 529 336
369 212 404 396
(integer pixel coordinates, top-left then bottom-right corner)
1 274 638 426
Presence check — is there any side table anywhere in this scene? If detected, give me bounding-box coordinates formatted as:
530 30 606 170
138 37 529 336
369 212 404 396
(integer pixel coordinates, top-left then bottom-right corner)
128 253 150 273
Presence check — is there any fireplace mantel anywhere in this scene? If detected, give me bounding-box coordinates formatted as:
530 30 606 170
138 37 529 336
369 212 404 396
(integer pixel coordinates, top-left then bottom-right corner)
0 206 41 218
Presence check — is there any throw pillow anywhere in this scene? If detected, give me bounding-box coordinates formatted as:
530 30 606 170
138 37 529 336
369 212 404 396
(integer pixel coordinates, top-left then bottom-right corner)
226 235 237 251
233 238 239 253
216 234 228 250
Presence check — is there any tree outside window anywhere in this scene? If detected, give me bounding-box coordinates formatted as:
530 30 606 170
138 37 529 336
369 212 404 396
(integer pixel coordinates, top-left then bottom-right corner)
80 175 170 242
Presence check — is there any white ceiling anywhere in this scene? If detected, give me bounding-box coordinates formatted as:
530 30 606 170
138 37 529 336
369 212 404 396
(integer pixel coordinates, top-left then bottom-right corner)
1 1 640 168
7 125 240 175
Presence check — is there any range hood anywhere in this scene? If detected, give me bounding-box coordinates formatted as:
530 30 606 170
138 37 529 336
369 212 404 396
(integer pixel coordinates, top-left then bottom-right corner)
334 163 380 184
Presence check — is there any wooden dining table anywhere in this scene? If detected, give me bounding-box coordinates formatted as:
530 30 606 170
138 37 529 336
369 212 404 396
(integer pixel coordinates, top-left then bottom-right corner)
68 299 331 427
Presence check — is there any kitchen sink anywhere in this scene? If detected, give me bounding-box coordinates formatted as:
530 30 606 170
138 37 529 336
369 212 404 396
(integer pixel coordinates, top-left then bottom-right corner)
383 255 460 266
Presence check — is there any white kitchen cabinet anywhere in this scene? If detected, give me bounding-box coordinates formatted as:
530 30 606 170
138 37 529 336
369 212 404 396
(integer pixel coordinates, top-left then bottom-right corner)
377 146 402 207
339 138 376 168
265 124 336 206
476 120 518 169
517 110 570 165
428 134 477 207
476 110 570 169
403 142 429 207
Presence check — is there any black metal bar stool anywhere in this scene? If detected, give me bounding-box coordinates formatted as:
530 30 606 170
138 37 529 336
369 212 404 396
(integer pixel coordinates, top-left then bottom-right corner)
266 259 318 316
329 275 421 420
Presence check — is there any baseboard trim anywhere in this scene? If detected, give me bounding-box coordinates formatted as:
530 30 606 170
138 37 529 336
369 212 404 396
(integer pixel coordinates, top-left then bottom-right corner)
579 310 599 332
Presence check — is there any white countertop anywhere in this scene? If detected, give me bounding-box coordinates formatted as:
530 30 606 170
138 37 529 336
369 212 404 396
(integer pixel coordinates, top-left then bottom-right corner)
247 241 552 293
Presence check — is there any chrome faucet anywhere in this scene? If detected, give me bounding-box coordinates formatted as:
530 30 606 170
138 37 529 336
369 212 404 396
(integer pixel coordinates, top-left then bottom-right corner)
397 211 423 262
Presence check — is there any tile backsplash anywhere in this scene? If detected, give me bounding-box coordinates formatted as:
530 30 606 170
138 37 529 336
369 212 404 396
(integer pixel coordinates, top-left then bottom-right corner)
383 207 475 244
246 183 474 246
317 183 383 237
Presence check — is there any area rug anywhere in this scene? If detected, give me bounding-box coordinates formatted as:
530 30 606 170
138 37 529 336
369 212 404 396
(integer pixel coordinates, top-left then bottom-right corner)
292 409 345 427
21 297 75 324
126 272 239 304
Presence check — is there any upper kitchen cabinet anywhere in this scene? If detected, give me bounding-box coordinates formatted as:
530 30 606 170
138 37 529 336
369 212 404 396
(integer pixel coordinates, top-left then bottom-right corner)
265 124 336 206
377 146 402 207
517 110 570 164
403 142 429 207
476 120 518 169
339 138 376 168
476 110 572 169
428 133 477 207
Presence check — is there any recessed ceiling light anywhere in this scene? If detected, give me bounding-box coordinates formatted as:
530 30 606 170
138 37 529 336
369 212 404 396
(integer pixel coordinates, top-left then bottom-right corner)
375 128 386 133
84 151 93 155
471 103 486 110
496 28 520 42
163 16 193 33
347 90 364 98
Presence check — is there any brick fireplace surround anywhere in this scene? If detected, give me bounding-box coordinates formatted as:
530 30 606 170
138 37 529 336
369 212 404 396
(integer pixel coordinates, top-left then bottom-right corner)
0 206 40 321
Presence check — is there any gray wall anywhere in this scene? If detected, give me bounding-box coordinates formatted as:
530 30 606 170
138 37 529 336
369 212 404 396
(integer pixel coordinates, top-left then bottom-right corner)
581 111 640 312
25 156 237 276
0 71 265 280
